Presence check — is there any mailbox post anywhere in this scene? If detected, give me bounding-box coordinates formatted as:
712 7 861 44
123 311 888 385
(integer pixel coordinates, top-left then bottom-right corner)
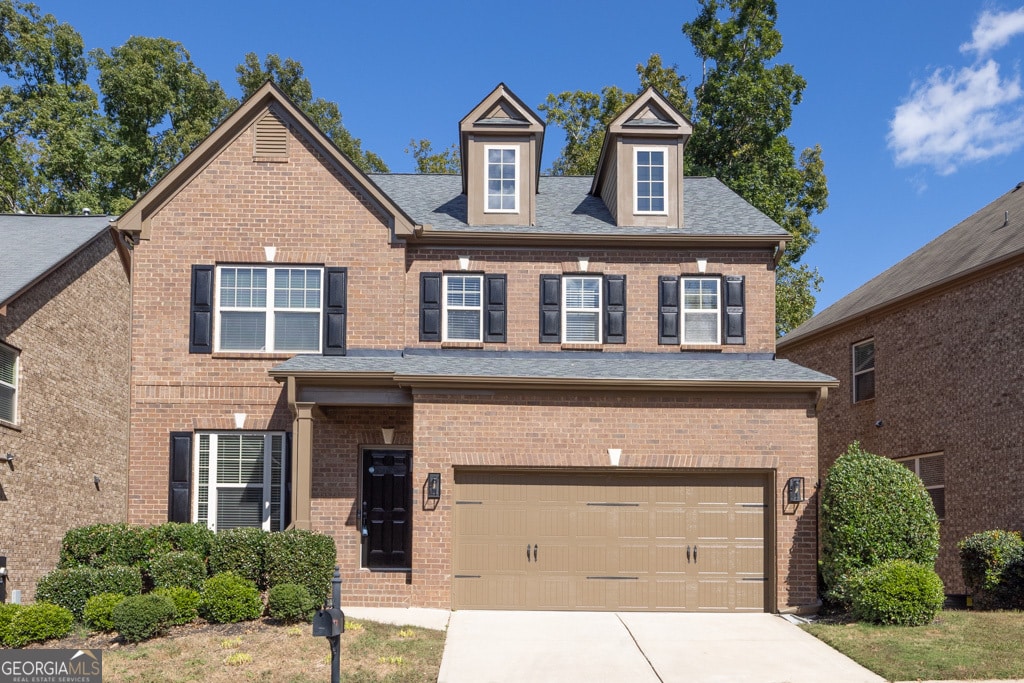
312 566 345 683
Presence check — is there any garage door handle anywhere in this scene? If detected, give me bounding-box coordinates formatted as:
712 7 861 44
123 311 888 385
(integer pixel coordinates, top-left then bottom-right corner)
694 546 698 563
526 544 531 562
686 545 690 563
533 544 538 562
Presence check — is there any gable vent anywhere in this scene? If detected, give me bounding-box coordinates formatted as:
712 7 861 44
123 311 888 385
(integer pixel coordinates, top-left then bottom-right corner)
254 112 288 159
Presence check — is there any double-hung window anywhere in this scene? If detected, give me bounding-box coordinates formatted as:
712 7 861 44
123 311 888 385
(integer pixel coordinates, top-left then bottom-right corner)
897 453 945 520
852 339 875 402
0 343 17 424
635 148 666 214
217 266 322 352
195 432 286 532
682 277 720 344
486 146 518 212
563 276 602 343
443 274 483 342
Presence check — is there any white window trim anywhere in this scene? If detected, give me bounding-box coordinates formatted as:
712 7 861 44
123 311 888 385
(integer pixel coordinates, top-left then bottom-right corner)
0 342 18 425
484 145 519 213
852 338 875 403
194 432 286 532
896 452 945 521
634 146 669 215
681 277 721 345
562 275 602 344
214 265 323 353
442 274 484 342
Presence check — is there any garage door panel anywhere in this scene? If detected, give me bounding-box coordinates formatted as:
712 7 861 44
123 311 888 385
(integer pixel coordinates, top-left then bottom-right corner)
735 579 768 611
734 508 765 539
735 545 765 575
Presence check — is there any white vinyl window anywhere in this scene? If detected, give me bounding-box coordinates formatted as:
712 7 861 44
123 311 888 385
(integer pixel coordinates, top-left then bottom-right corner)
563 276 602 343
682 278 720 344
0 343 17 424
216 266 322 352
443 274 483 342
852 339 875 402
195 432 286 532
635 148 667 214
897 452 945 520
485 146 518 212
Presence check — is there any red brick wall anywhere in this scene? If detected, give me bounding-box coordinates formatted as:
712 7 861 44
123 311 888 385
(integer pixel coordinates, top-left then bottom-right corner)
0 237 130 600
778 261 1024 594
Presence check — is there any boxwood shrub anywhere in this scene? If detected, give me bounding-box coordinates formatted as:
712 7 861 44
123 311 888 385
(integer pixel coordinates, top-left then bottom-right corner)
59 523 152 570
151 551 206 591
850 559 945 626
265 529 336 603
959 530 1024 609
209 528 268 589
199 572 263 624
146 522 215 560
96 565 144 596
153 587 201 626
113 594 177 643
819 442 940 608
267 583 315 623
83 593 126 632
0 603 22 646
36 566 142 619
4 603 74 647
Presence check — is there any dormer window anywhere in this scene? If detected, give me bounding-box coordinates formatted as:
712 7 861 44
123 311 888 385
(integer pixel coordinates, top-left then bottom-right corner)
635 148 667 214
486 146 518 212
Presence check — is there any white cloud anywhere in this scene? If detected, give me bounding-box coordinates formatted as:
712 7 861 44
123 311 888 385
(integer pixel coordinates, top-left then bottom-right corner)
961 7 1024 55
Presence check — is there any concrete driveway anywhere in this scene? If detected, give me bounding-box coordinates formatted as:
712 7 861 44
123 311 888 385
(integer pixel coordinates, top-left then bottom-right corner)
438 611 884 683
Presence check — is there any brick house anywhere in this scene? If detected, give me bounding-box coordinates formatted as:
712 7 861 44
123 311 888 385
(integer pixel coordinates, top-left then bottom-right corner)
0 215 131 600
777 183 1024 596
114 82 835 613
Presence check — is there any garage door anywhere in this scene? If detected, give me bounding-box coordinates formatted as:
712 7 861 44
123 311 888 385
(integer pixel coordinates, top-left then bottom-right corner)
453 471 769 611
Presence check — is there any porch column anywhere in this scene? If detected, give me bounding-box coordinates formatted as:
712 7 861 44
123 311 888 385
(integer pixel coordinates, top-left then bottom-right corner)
291 402 315 530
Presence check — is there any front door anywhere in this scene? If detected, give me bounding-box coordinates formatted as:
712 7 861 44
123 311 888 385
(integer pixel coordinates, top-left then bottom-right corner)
361 449 412 569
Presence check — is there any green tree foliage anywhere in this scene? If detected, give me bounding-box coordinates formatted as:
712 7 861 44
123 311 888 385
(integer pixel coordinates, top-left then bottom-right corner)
849 559 944 626
236 53 387 173
406 138 460 173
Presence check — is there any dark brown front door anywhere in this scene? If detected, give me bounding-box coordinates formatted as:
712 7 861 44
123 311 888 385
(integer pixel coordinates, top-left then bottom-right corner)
362 449 412 569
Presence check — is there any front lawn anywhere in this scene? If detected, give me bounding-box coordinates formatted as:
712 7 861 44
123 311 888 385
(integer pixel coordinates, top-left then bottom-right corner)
802 610 1024 681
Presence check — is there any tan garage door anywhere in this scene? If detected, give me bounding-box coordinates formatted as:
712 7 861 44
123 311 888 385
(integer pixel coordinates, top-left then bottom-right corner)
453 471 769 612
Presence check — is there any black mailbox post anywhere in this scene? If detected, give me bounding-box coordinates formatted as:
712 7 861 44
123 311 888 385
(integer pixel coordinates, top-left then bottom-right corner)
313 566 344 683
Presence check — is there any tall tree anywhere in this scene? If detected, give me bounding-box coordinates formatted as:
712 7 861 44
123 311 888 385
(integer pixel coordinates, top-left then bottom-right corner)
236 53 388 173
405 138 460 174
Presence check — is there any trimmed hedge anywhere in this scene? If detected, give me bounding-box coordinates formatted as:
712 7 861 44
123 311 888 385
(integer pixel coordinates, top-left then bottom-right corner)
850 559 945 626
209 528 268 589
112 594 177 643
153 587 201 626
4 603 74 647
151 551 206 591
83 593 126 632
265 529 336 602
820 442 940 608
147 522 216 560
199 572 263 624
959 530 1024 609
0 603 22 646
36 566 142 619
59 523 152 570
267 583 315 623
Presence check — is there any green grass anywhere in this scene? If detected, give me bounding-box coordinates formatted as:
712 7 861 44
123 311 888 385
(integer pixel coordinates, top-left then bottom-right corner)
802 610 1024 681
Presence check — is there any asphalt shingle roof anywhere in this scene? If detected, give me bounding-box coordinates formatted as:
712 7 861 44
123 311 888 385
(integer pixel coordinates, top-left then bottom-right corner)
779 182 1024 346
0 214 113 306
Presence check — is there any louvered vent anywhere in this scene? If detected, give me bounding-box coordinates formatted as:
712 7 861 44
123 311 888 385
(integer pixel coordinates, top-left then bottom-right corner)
254 112 288 158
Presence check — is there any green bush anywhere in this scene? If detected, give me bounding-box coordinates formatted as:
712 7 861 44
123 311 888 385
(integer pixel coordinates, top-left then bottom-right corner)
112 594 177 643
153 587 201 626
209 528 268 589
199 572 263 624
59 523 152 570
265 529 337 603
819 442 940 608
146 522 216 560
83 593 126 632
4 603 74 647
151 551 206 591
959 530 1024 609
267 583 315 623
95 565 144 596
850 559 945 626
0 603 23 646
35 567 99 619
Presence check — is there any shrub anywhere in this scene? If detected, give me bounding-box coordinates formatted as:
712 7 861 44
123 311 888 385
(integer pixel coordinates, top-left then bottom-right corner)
112 594 177 643
265 529 337 603
83 593 126 632
4 603 74 647
59 523 152 570
147 522 216 560
0 603 22 646
819 442 940 608
959 530 1024 609
209 528 268 589
267 583 315 623
35 567 99 619
199 572 263 624
850 559 945 626
153 587 201 626
95 565 144 597
151 551 206 591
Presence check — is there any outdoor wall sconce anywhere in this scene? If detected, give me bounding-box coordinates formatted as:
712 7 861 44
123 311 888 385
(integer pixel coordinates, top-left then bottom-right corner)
0 556 7 603
381 428 395 445
426 473 441 500
787 477 806 504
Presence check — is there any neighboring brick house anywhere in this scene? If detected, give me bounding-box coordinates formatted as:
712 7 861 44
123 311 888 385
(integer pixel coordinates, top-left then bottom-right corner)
114 82 835 613
778 183 1024 596
0 215 131 601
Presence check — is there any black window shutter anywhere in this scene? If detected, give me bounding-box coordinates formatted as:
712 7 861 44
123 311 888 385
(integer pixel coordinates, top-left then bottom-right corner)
168 432 193 522
723 275 746 345
323 267 347 356
539 275 561 343
420 272 442 341
658 275 680 345
603 275 627 344
189 265 214 354
484 274 507 343
283 432 292 530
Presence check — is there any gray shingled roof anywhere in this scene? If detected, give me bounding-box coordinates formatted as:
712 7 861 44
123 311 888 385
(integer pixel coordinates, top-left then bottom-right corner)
0 214 113 306
779 182 1024 346
272 350 835 385
370 174 788 238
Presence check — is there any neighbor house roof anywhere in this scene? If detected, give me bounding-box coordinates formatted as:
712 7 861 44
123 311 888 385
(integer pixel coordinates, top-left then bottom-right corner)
779 182 1024 348
0 214 114 309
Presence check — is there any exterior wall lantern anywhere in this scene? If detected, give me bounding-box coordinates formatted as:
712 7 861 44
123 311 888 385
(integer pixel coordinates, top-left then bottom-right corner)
0 556 7 603
426 473 441 500
787 477 805 504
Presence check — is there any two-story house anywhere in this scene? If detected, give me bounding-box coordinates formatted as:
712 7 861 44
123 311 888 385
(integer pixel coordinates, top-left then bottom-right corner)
114 82 836 613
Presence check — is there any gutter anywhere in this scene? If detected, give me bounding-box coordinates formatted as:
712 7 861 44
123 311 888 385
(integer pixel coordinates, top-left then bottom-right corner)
406 230 792 249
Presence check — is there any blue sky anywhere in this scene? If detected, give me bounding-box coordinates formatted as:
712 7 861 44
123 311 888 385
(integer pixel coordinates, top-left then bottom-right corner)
37 0 1024 314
